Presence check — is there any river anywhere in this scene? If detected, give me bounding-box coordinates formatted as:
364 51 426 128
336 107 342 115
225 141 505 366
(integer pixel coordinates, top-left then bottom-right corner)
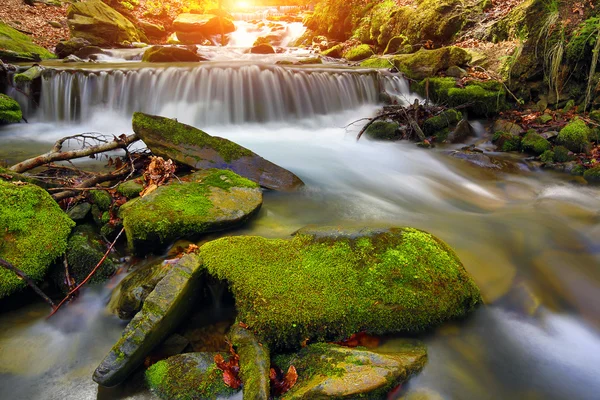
0 18 599 400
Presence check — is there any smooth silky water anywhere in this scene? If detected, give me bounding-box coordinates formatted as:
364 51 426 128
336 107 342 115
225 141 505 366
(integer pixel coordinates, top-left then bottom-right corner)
1 48 599 400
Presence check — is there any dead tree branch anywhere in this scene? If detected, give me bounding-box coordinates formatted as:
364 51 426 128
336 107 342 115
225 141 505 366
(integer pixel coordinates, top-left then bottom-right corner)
9 133 139 173
0 257 56 309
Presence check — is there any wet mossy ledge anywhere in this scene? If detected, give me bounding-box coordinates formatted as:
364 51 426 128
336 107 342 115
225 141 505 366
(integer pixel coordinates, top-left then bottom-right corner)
0 94 23 124
197 226 482 350
0 180 74 299
0 22 55 63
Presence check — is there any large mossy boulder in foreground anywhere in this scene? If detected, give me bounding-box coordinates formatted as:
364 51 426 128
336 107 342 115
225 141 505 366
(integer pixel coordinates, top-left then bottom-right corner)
0 94 22 124
198 226 482 349
119 169 262 254
392 47 471 80
145 352 238 399
0 22 55 62
276 341 427 399
0 180 74 299
67 0 142 47
132 113 304 191
93 254 203 386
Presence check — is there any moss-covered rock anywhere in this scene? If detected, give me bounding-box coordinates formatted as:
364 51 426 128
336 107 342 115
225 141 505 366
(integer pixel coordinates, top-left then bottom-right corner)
276 341 427 399
492 131 522 152
365 121 400 140
423 109 461 135
553 145 573 163
392 47 471 80
132 112 304 191
94 253 204 386
557 119 591 153
89 189 112 211
141 46 202 62
384 35 406 55
116 180 143 199
0 22 55 62
521 130 551 155
321 44 343 58
67 202 92 222
360 57 394 69
198 226 481 350
13 66 43 87
540 150 554 163
67 0 142 47
0 181 74 299
344 44 373 61
250 43 275 54
230 325 270 400
583 166 600 184
119 169 262 254
145 352 238 400
0 94 22 124
54 37 92 59
108 259 171 320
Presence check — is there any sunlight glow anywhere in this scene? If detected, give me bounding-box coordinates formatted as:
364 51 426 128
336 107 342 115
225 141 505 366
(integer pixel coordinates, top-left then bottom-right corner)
236 1 251 9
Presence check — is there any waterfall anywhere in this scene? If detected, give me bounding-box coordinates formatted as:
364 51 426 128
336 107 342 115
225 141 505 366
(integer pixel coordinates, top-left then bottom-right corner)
36 65 415 125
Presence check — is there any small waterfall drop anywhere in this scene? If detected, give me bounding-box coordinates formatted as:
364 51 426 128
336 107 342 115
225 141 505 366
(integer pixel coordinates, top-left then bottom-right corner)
37 65 414 125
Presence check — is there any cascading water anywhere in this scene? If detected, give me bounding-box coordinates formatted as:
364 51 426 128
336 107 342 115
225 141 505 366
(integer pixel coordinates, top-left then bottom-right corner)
35 65 413 125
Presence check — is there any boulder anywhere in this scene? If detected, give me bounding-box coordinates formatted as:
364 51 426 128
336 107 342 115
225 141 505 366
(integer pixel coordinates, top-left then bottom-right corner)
67 202 92 221
250 43 275 54
0 181 74 299
141 46 204 62
54 37 91 58
230 325 270 400
365 121 401 140
13 66 44 86
197 226 481 349
139 21 166 38
275 341 427 399
145 352 238 399
116 179 143 199
492 119 524 136
521 130 551 155
0 94 22 124
108 259 171 319
73 45 108 60
557 119 591 153
119 168 263 253
423 109 461 135
343 44 373 61
132 113 304 191
321 44 343 58
93 253 204 386
449 119 475 143
392 47 471 80
173 13 235 44
67 0 142 47
492 131 521 152
0 22 55 62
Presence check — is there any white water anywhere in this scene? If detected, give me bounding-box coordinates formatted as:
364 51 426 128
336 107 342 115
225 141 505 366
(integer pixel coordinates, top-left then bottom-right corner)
229 21 306 47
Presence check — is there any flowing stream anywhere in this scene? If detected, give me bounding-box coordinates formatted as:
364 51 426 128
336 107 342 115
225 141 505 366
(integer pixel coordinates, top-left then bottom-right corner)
1 20 600 400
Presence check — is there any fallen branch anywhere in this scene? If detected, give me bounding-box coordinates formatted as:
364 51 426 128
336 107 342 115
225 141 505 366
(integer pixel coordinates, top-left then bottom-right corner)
0 257 56 309
48 227 125 318
9 133 139 173
356 111 399 142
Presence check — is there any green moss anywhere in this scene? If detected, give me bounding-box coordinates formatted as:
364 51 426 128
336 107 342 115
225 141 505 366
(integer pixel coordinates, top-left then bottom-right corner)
0 22 55 62
0 181 74 298
198 227 481 350
393 47 471 80
89 189 112 211
521 130 551 155
540 150 554 163
571 164 585 176
116 180 143 199
274 343 346 383
423 109 461 135
0 94 22 124
365 121 400 140
384 35 406 55
344 44 374 61
583 166 600 184
360 57 394 68
320 44 343 58
132 112 253 163
141 46 200 62
553 145 572 162
557 119 591 153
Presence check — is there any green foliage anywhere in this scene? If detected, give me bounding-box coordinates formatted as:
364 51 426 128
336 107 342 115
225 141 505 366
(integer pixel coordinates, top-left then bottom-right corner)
0 94 22 124
540 150 554 163
583 166 600 183
522 130 551 155
557 119 591 153
0 181 74 298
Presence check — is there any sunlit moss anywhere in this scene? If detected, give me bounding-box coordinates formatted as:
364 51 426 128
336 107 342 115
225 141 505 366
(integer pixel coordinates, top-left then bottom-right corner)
557 119 591 153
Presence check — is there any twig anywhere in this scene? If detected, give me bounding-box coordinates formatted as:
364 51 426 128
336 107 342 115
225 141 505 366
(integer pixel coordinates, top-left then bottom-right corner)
0 257 56 309
356 111 400 142
47 227 125 318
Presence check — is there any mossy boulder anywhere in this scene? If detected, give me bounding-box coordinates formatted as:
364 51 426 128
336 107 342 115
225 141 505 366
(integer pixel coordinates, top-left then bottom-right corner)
521 131 551 155
145 352 238 399
275 341 427 399
89 189 112 211
142 46 202 62
108 259 171 320
13 66 43 87
52 224 117 294
250 43 275 54
67 0 142 47
198 226 481 350
344 44 373 61
0 181 74 299
365 121 400 140
360 57 394 69
174 13 235 44
321 44 343 58
94 253 204 386
492 131 521 152
540 150 554 163
553 145 573 163
0 22 55 62
392 47 470 80
132 113 304 191
557 119 591 153
583 166 600 184
413 78 507 117
230 325 270 400
384 36 406 55
54 37 92 59
0 94 22 124
423 109 461 135
116 180 143 199
119 169 262 254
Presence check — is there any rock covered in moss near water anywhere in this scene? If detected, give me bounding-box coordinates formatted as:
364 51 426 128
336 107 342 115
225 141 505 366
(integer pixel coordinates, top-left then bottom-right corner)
250 43 276 54
521 131 551 155
132 113 304 191
145 352 238 399
392 47 470 80
344 44 373 61
366 121 401 140
119 168 262 254
198 226 481 350
0 22 55 62
67 0 142 47
0 181 74 299
0 94 22 124
142 46 204 62
230 325 270 400
557 119 591 153
276 341 427 399
93 253 204 386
